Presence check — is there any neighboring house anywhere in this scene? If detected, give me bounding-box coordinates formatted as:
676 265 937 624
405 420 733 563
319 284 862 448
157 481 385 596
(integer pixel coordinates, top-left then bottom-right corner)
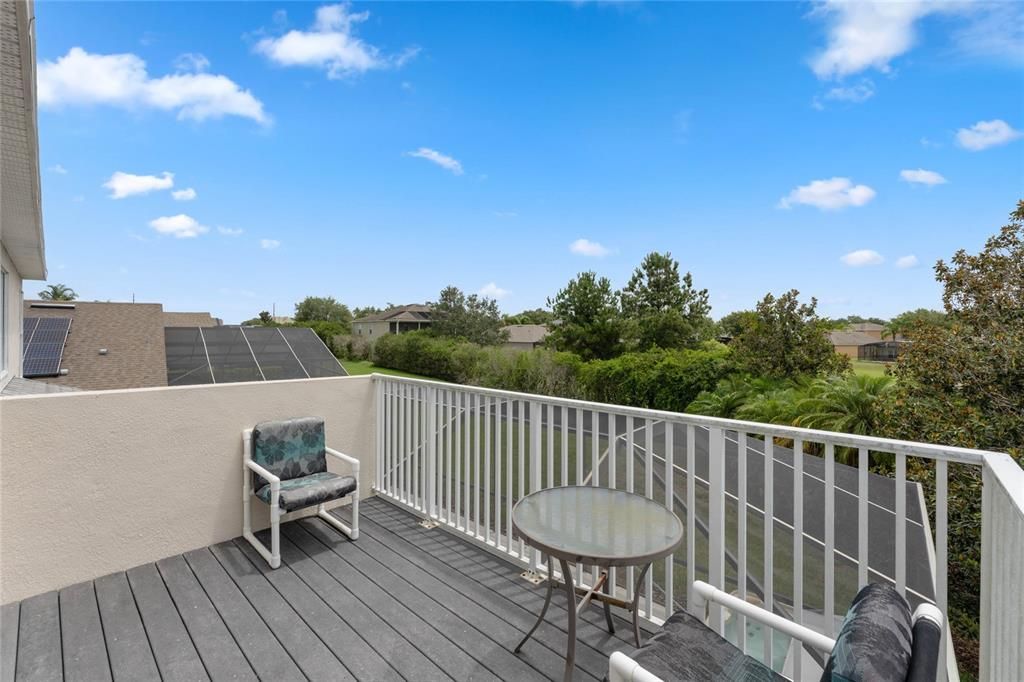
830 323 905 361
353 304 432 337
502 324 549 351
21 300 221 391
0 0 46 394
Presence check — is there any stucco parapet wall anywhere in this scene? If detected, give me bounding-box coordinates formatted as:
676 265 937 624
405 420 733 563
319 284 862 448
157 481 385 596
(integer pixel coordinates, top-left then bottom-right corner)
0 374 377 603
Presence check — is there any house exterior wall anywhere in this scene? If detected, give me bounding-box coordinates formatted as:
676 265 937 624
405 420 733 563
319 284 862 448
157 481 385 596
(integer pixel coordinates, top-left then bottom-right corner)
834 344 860 359
0 244 25 390
353 320 391 337
0 374 377 602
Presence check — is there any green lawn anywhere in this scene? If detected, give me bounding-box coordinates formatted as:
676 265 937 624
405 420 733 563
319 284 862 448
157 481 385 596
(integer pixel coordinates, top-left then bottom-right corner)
340 360 432 380
851 360 890 377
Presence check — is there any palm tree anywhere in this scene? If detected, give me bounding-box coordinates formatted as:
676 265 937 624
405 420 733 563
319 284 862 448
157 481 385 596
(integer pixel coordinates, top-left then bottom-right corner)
793 374 894 464
38 284 77 301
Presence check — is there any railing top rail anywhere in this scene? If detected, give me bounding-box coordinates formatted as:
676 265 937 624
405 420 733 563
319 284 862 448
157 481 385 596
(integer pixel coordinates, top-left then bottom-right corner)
371 373 1014 469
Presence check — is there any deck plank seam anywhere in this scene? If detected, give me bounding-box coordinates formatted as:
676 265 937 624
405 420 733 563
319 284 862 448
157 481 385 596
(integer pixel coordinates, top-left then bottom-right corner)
90 581 116 681
152 559 214 682
304 515 561 682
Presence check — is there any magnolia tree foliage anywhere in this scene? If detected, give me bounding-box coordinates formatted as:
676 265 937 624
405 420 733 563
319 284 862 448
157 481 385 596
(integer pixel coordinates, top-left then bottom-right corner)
620 252 712 350
430 286 507 346
546 271 624 360
883 308 947 340
729 289 849 379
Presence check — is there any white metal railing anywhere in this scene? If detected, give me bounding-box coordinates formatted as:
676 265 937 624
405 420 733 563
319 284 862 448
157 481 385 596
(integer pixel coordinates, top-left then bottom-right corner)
372 375 1024 681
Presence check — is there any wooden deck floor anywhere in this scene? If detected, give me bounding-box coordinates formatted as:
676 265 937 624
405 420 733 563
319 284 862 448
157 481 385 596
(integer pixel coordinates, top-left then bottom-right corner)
1 497 649 681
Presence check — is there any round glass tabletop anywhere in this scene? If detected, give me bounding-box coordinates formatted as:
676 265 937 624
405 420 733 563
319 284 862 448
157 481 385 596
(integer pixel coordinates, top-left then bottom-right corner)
511 486 684 566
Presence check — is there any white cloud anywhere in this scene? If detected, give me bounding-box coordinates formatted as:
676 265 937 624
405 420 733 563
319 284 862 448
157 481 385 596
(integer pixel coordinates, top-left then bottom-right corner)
808 2 1022 80
569 238 610 257
493 210 517 218
255 3 419 79
218 226 244 236
778 177 876 210
149 214 208 238
478 282 510 300
173 52 210 73
38 47 268 124
104 171 174 199
840 249 885 267
49 164 68 174
815 79 875 109
900 168 947 185
171 187 197 201
809 1 934 79
896 254 919 269
260 238 281 249
955 119 1022 151
406 147 463 175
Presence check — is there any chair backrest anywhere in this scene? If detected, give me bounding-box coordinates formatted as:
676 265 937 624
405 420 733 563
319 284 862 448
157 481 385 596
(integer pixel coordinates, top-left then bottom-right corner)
820 583 913 682
251 417 327 490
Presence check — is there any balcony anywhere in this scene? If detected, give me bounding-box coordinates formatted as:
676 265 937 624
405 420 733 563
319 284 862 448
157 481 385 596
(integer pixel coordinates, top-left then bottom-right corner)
1 374 1021 680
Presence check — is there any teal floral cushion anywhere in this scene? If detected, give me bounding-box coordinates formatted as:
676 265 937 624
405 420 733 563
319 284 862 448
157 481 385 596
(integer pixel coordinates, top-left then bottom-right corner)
255 472 357 512
251 417 327 490
821 583 913 682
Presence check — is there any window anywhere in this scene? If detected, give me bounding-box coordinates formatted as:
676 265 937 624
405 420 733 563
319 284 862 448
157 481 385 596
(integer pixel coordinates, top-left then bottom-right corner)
1 268 7 376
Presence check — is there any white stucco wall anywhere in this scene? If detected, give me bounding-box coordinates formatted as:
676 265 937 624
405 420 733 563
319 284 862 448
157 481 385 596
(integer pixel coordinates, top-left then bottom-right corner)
0 374 377 603
0 243 24 390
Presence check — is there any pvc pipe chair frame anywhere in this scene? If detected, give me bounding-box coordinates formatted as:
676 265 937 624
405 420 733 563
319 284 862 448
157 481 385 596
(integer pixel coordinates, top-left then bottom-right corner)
242 428 360 569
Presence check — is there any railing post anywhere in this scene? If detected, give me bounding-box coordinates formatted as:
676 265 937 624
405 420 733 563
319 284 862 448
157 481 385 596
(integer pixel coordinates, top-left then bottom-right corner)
426 386 437 519
530 400 542 571
708 427 726 633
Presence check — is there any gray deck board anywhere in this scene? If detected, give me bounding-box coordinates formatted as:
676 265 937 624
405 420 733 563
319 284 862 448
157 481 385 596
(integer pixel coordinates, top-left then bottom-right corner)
58 581 111 682
126 563 209 682
155 555 257 682
208 540 353 682
93 572 161 682
4 497 628 681
15 591 62 682
1 602 19 682
183 547 305 681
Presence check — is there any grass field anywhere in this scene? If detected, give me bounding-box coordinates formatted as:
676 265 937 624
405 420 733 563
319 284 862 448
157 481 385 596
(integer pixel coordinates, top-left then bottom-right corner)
340 360 432 380
851 360 890 377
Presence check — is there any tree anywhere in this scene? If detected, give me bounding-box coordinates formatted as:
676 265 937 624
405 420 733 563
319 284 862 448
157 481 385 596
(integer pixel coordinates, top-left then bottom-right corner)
546 272 624 360
794 374 893 461
832 314 887 326
503 308 555 326
294 296 352 330
242 311 277 326
883 308 948 340
717 310 756 338
620 252 711 350
352 306 382 319
730 289 849 379
38 284 77 301
430 286 507 346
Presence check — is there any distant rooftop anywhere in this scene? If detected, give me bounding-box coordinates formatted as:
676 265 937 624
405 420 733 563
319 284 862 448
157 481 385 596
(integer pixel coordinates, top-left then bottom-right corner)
502 324 549 345
355 304 432 323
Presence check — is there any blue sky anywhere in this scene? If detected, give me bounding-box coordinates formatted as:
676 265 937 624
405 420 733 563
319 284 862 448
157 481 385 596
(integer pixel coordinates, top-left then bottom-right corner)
34 1 1024 323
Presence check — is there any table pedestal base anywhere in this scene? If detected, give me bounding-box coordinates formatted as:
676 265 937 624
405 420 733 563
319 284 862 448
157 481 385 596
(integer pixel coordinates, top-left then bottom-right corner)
514 554 652 682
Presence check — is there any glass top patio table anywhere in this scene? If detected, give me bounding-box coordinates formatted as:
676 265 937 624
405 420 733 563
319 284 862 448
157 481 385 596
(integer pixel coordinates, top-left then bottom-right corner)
511 486 684 567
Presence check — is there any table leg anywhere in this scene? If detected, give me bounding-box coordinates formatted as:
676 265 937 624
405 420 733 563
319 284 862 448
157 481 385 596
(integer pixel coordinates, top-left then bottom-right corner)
631 563 651 648
514 553 553 653
602 569 615 634
559 558 577 682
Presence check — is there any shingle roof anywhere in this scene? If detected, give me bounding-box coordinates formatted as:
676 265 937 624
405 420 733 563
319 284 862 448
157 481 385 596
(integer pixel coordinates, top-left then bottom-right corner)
163 311 220 327
829 330 879 346
355 304 432 323
502 324 549 344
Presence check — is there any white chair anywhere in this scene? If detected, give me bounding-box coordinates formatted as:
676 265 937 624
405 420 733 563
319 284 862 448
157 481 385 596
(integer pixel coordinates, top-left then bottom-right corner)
242 417 359 568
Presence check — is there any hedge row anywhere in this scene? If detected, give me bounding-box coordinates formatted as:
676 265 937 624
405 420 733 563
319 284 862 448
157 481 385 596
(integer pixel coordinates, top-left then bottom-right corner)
371 331 730 412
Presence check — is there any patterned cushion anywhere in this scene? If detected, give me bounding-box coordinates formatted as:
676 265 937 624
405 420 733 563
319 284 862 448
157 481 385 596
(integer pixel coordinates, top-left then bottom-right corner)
820 583 913 682
251 417 327 490
627 610 783 681
255 472 357 512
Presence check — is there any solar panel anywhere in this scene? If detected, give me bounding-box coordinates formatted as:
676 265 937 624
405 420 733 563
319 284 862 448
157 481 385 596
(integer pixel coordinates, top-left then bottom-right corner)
242 327 308 380
23 317 72 377
202 327 264 383
279 327 346 378
165 328 214 385
22 317 39 354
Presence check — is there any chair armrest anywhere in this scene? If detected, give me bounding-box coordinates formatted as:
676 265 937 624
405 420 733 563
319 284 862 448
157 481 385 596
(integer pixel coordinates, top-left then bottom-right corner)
245 460 281 487
906 604 943 682
690 581 837 654
608 652 663 682
325 447 360 473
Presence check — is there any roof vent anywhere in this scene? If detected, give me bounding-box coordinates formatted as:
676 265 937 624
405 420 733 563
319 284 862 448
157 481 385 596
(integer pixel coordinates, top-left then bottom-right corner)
30 302 76 310
98 348 108 355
